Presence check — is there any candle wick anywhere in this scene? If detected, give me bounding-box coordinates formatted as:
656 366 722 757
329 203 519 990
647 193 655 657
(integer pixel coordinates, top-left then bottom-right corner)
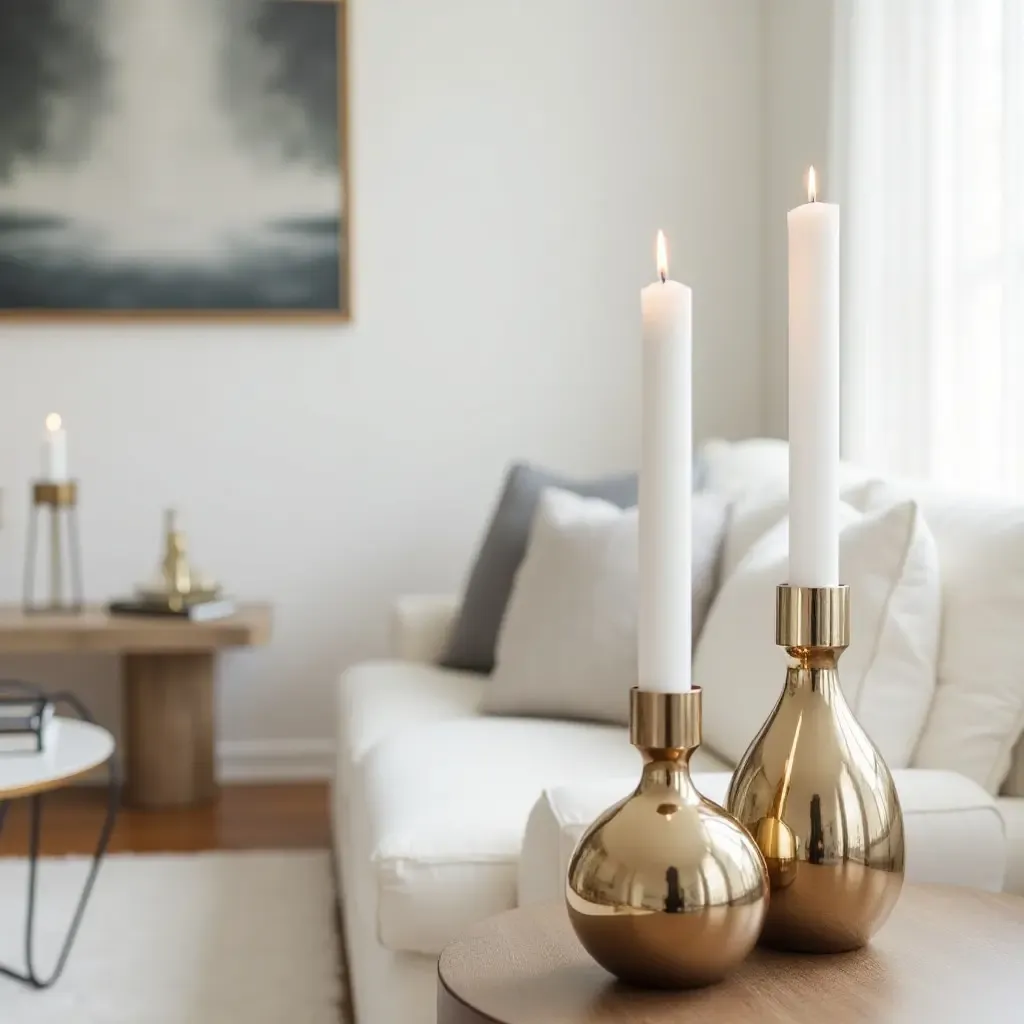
660 271 666 284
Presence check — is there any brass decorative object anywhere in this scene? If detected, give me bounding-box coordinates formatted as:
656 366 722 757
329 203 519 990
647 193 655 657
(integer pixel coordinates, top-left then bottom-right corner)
566 687 769 989
23 481 84 614
726 585 905 953
134 509 220 611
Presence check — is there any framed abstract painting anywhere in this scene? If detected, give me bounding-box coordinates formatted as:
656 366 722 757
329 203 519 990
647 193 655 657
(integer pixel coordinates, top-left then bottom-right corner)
0 0 350 320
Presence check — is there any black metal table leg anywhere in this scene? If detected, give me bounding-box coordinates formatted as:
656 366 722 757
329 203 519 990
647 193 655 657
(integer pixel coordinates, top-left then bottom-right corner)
0 765 120 989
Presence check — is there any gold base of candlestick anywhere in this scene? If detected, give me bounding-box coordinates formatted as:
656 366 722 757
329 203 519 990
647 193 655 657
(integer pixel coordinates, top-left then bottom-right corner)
566 687 769 989
23 480 84 615
726 585 905 953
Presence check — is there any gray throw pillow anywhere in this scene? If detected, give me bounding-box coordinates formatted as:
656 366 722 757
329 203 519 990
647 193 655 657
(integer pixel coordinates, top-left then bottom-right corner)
442 463 637 673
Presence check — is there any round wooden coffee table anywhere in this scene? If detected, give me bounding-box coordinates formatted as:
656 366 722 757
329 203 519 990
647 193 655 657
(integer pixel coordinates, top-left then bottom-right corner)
438 885 1024 1023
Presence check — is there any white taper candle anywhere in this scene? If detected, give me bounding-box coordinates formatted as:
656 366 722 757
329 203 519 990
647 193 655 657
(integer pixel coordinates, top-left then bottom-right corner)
639 231 692 693
787 167 840 586
41 413 68 483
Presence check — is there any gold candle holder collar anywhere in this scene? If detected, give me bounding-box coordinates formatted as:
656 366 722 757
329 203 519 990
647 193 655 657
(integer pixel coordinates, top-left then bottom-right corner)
726 584 905 953
567 686 769 989
33 482 78 508
23 480 84 615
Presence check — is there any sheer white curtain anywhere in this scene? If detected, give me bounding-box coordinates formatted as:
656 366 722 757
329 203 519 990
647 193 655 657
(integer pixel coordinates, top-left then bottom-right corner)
835 0 1024 492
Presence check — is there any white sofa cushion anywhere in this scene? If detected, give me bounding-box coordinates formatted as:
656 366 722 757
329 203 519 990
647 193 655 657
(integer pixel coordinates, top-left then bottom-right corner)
519 770 1007 907
485 488 729 725
360 714 729 956
336 660 484 798
888 485 1024 792
995 798 1024 896
695 500 941 770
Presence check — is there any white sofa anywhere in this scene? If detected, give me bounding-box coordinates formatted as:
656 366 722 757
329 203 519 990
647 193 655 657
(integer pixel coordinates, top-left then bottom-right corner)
333 443 1024 1024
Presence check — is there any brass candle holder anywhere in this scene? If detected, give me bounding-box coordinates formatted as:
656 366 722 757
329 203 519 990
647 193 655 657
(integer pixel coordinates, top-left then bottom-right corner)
566 687 769 989
726 585 905 953
23 481 84 614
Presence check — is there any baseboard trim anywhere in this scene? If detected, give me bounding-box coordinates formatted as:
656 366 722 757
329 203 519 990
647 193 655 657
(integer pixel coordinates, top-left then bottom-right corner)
217 739 335 783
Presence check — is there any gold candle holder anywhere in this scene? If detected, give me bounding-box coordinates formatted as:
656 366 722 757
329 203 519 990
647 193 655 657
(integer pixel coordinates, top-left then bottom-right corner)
23 481 84 614
726 585 905 952
566 687 769 989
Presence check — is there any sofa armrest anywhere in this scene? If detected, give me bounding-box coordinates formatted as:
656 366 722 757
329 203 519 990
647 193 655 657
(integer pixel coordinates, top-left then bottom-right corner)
390 594 460 663
518 770 1008 908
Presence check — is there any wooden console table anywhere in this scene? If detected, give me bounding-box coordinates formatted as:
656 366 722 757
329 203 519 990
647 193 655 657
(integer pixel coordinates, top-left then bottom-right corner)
0 604 272 809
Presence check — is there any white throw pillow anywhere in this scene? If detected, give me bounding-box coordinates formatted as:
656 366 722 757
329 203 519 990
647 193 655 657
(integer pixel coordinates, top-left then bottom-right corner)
719 480 878 583
695 500 941 770
700 437 871 499
485 488 730 726
699 438 792 495
871 482 1024 792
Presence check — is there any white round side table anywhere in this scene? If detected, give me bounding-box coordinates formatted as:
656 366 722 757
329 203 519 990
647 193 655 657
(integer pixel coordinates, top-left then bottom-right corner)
0 717 118 990
0 719 115 800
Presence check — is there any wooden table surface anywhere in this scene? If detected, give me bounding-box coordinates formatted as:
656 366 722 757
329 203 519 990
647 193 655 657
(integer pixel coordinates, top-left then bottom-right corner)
0 603 273 808
0 603 272 653
438 885 1024 1023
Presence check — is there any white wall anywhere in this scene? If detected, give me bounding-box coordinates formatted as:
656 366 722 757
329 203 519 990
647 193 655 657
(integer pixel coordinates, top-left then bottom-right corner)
0 0 765 777
761 0 838 438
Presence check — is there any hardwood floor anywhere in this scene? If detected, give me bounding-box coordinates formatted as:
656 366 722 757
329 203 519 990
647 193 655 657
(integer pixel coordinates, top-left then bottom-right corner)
0 783 331 857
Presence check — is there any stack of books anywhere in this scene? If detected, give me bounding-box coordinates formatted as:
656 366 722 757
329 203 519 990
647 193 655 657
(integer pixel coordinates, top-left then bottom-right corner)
107 597 237 622
0 697 56 755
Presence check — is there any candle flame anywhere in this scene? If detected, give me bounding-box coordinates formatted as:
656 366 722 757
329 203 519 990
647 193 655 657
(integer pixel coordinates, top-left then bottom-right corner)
656 230 668 282
807 166 817 203
45 413 62 432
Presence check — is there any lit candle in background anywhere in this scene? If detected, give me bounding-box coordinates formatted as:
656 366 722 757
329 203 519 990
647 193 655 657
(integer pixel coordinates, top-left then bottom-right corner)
41 413 68 483
639 230 692 693
787 166 840 586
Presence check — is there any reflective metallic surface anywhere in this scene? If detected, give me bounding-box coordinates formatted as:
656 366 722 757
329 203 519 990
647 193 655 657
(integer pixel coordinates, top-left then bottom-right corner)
629 686 701 751
727 585 905 953
567 687 769 989
776 582 850 648
33 482 78 508
135 509 222 611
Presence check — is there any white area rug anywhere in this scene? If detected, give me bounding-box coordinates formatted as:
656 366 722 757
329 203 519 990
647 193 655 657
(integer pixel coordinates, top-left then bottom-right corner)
0 850 343 1023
